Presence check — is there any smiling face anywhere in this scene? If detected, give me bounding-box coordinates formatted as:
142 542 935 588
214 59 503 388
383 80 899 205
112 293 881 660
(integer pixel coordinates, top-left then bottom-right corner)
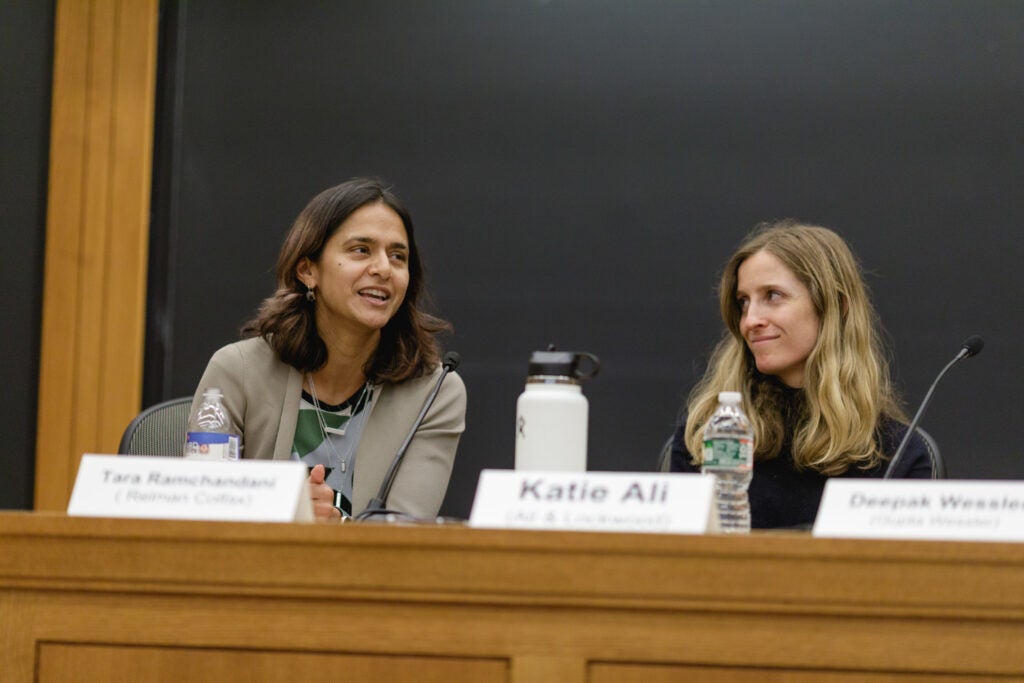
735 249 820 388
297 202 410 342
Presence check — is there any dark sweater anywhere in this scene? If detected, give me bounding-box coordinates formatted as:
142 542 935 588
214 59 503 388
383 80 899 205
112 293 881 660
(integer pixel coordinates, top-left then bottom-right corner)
669 408 934 529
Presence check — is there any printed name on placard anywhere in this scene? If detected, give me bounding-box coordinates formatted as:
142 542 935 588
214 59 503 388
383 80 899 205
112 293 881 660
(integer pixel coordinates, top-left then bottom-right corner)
813 480 1024 541
67 455 313 523
517 477 670 504
469 469 717 534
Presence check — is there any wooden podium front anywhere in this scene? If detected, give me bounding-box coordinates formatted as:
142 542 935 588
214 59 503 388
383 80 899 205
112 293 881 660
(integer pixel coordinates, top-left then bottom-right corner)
1 512 1022 682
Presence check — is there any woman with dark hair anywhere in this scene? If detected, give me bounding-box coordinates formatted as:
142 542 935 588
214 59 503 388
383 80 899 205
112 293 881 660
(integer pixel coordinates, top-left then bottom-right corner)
671 220 935 528
191 177 466 522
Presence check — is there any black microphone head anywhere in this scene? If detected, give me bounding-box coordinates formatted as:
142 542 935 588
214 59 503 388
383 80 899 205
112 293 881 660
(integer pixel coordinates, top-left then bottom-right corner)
442 351 461 370
962 335 985 358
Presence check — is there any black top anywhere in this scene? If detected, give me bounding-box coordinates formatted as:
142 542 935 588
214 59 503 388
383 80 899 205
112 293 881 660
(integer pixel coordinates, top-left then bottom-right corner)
670 401 934 529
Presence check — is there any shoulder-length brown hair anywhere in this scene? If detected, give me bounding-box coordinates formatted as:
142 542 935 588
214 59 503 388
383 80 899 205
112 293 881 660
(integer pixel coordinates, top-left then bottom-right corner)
242 177 450 382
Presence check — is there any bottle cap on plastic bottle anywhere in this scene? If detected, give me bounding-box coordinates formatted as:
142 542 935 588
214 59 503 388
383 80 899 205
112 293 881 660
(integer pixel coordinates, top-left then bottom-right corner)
527 348 601 382
203 388 223 399
718 391 741 404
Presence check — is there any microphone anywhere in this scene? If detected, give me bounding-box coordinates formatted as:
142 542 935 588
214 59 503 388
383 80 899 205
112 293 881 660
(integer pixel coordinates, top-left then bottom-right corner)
884 335 984 478
355 351 461 520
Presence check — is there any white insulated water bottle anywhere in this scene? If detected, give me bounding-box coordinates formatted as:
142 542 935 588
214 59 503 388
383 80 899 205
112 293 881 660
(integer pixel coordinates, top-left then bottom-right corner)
515 348 600 471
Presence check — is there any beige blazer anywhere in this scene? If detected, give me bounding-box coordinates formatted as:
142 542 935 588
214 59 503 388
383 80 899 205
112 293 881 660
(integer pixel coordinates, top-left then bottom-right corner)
191 338 466 518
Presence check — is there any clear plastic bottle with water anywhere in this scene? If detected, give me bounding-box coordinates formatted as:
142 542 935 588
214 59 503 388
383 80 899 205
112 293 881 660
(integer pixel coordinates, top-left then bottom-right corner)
184 388 240 461
702 391 753 533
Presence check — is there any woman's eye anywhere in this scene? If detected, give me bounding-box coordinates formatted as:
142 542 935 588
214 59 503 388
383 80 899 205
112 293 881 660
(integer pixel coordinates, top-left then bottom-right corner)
389 251 408 263
737 298 749 311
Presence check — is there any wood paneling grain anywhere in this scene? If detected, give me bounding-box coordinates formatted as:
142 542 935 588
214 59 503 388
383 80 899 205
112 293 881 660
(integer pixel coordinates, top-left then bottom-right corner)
35 0 159 510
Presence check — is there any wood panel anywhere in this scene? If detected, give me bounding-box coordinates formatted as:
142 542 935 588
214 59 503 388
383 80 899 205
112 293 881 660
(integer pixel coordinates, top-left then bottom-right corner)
37 643 508 683
1 515 1024 681
36 0 159 510
590 664 1020 683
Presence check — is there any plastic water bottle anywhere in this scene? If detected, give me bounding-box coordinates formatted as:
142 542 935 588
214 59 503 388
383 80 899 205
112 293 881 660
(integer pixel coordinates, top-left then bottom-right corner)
184 388 241 461
702 391 753 533
515 348 600 471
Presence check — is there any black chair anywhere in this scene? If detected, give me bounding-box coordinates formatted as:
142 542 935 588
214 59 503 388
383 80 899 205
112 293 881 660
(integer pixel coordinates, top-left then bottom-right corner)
659 426 944 478
118 396 193 457
656 434 674 472
881 426 945 479
915 427 945 479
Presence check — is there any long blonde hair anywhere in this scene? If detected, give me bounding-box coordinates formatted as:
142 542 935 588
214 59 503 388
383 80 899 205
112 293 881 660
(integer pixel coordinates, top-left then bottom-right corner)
683 220 905 475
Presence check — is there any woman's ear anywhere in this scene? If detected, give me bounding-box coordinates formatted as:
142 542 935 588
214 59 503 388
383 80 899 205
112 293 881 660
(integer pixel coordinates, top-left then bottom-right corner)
295 256 316 288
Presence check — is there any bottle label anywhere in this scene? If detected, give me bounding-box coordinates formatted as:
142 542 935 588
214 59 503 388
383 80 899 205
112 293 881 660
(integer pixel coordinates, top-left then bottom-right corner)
702 437 752 469
184 432 241 461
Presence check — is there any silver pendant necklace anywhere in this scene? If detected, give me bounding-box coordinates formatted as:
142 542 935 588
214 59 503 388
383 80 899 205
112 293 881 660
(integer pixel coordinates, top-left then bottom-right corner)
308 374 369 434
306 374 368 473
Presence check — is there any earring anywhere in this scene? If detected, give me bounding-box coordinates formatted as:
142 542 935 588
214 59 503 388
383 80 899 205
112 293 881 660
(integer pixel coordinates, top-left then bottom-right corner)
305 286 316 303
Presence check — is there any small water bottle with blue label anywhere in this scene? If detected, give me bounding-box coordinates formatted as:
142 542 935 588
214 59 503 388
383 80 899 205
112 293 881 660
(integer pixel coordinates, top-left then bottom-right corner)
184 388 241 460
702 391 753 533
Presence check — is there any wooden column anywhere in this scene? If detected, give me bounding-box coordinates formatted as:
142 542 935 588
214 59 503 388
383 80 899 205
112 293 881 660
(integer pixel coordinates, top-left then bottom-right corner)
35 0 160 510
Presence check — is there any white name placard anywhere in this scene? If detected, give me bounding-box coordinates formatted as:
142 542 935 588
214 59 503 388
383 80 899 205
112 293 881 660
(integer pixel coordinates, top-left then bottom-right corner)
468 469 718 534
67 455 313 523
814 479 1024 542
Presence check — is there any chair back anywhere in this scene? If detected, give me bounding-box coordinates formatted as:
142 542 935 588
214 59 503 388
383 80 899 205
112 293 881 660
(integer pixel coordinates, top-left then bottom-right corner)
659 427 944 478
656 434 674 472
118 396 193 456
917 427 945 479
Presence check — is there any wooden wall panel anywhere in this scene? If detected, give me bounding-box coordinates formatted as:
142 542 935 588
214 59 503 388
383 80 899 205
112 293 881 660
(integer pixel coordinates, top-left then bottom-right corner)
35 0 159 510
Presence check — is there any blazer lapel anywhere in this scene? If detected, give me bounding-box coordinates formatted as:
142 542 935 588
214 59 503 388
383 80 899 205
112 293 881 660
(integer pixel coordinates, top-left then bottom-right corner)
273 366 304 460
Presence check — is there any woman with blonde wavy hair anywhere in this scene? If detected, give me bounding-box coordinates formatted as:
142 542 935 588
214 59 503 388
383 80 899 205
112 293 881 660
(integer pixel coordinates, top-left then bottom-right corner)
670 220 934 528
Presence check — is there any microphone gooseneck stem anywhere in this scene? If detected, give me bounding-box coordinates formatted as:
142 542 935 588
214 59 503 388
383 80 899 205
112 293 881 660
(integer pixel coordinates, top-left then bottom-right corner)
357 353 460 519
884 348 969 479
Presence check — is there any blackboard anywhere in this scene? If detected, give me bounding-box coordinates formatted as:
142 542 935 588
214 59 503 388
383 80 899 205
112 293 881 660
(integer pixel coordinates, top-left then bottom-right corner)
2 0 53 509
149 0 1024 518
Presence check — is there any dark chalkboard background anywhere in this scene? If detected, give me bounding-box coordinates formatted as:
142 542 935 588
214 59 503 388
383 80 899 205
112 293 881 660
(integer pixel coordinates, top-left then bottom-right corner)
146 0 1024 519
2 0 52 510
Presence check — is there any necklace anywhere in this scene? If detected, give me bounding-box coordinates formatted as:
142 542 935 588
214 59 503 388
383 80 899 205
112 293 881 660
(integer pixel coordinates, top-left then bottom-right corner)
306 374 368 473
307 375 369 435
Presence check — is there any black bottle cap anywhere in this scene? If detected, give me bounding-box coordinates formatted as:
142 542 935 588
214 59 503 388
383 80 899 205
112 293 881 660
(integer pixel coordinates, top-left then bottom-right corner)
527 349 600 380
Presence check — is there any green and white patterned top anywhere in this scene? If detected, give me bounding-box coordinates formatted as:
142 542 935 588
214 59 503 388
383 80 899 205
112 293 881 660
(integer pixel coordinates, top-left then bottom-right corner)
292 382 378 515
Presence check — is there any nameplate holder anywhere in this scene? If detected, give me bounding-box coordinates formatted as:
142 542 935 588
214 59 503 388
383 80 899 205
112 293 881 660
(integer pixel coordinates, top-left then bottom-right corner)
813 479 1024 542
468 469 718 534
67 455 313 523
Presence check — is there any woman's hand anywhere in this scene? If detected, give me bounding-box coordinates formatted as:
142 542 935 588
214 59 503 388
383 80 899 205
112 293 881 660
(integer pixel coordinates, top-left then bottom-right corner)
308 464 343 522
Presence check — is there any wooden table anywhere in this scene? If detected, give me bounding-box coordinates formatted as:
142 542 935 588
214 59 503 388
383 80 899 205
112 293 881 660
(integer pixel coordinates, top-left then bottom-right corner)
1 512 1022 681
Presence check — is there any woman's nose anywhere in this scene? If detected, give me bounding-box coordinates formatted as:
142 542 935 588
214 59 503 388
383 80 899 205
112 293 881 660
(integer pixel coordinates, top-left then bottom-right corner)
368 251 391 277
742 303 766 330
